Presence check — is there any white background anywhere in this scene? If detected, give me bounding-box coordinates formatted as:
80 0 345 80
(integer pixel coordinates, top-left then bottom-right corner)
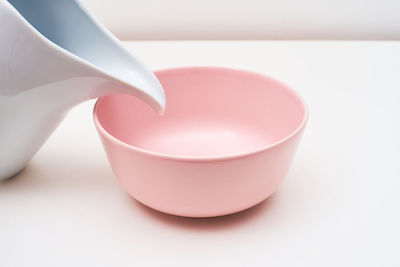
1 41 399 266
81 0 400 40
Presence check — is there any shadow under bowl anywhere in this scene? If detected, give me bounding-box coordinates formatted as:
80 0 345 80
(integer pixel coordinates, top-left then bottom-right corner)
93 66 308 217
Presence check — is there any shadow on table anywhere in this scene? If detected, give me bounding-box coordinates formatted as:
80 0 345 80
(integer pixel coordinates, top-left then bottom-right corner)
129 193 279 232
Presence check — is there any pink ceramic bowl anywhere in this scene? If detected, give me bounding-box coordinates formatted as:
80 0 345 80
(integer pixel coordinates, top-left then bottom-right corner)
94 66 308 217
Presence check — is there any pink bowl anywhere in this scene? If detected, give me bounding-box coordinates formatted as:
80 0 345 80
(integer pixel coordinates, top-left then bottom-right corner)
94 66 308 217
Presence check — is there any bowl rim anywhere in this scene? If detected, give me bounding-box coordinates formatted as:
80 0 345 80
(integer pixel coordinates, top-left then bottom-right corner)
93 66 309 162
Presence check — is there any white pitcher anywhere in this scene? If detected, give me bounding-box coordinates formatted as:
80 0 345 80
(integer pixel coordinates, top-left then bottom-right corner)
0 0 166 179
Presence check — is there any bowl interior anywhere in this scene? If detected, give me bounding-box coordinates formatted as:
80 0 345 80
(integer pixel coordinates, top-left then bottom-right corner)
95 67 306 158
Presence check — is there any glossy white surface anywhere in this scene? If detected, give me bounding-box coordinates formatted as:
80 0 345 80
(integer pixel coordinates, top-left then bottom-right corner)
0 0 165 179
1 41 400 266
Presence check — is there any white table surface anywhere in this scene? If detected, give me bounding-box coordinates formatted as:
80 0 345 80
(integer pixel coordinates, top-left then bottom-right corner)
1 41 399 267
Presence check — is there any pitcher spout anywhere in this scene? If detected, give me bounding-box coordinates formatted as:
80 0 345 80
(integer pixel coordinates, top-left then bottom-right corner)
86 65 166 115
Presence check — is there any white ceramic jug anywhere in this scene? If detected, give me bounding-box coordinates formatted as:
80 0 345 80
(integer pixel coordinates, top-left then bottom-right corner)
0 0 165 180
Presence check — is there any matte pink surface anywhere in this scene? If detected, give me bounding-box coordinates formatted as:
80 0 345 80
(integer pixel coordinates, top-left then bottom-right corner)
94 66 308 217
